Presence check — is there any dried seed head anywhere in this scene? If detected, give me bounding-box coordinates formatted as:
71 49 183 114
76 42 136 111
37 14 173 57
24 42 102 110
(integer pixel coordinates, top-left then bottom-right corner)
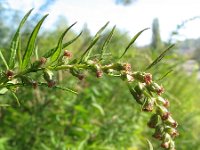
96 70 103 78
144 73 152 85
123 63 131 72
64 50 72 58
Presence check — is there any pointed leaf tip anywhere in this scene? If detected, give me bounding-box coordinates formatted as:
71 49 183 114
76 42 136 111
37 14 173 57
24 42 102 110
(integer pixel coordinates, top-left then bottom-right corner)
119 28 149 59
21 14 48 70
146 44 175 70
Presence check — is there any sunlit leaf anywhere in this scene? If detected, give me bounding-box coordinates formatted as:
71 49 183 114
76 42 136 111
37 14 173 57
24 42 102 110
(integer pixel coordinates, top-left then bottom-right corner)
119 28 149 59
0 49 9 69
9 8 33 69
146 44 175 70
146 139 154 150
79 22 109 62
100 25 116 60
48 22 77 65
21 14 48 70
44 30 82 58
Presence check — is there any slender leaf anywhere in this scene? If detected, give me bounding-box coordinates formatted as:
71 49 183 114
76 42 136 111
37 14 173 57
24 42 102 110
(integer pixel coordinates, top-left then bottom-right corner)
100 25 116 59
54 85 78 95
9 8 33 69
11 92 20 106
157 69 173 81
146 139 154 150
17 36 22 69
92 103 105 116
49 22 77 64
0 49 9 69
146 44 175 70
79 22 109 62
43 30 82 58
119 28 149 59
21 14 48 70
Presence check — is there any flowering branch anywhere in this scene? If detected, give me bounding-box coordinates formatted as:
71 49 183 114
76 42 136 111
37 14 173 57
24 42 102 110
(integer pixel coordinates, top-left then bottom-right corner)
0 9 178 149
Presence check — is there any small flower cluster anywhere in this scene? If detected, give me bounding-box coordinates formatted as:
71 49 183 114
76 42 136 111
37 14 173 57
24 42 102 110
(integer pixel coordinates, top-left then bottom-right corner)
127 71 178 150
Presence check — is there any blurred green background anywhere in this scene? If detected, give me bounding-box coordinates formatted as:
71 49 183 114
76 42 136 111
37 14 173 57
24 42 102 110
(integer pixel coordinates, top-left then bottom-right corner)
0 0 200 149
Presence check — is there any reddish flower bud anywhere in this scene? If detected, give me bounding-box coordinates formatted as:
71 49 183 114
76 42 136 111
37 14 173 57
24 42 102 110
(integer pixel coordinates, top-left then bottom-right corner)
64 50 72 58
123 63 131 72
165 127 179 138
157 86 164 95
48 80 56 88
152 125 164 140
78 74 85 80
39 57 47 65
144 73 152 85
161 142 170 149
6 70 14 78
142 98 155 112
96 70 103 78
156 96 170 107
147 114 160 128
164 116 178 128
156 105 170 120
32 81 38 89
161 112 170 120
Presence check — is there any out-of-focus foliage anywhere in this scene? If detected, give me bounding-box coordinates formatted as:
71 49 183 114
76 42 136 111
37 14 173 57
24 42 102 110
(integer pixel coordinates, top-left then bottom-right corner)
151 18 163 51
0 6 200 150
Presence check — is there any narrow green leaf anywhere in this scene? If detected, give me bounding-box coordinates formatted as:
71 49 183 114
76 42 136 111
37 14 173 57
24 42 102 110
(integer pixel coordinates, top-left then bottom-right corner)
11 92 20 106
21 14 48 70
49 22 77 64
17 36 22 69
79 22 109 62
146 44 175 70
9 8 33 69
54 85 78 95
92 103 105 116
119 28 149 59
43 30 82 58
0 49 9 69
157 69 173 81
146 139 154 150
100 25 116 59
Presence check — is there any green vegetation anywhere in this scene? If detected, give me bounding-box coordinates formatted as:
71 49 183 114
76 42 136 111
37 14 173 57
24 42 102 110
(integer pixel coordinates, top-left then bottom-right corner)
0 7 200 150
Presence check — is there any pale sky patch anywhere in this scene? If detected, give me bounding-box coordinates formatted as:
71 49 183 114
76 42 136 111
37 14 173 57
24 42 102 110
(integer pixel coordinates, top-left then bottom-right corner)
4 0 200 45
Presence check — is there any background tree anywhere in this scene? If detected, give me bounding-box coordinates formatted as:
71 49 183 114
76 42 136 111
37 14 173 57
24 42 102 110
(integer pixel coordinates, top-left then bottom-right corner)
151 18 163 50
